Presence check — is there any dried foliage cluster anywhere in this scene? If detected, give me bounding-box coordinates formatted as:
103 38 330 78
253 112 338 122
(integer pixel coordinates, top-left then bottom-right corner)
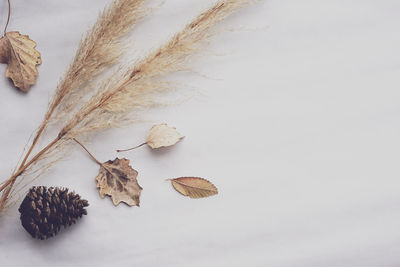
0 0 256 213
72 124 213 206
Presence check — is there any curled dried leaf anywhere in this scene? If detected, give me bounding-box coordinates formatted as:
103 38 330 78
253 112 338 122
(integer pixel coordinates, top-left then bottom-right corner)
95 158 142 206
0 31 41 92
147 124 184 149
117 123 184 152
168 177 218 199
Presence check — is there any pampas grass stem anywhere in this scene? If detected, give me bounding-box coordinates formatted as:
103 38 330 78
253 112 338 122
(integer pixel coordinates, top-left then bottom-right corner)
0 0 256 212
0 0 150 211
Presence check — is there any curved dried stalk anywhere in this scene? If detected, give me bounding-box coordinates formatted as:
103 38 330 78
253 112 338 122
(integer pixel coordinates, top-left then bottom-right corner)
22 0 150 167
61 0 254 138
0 0 256 212
3 0 11 35
0 0 150 210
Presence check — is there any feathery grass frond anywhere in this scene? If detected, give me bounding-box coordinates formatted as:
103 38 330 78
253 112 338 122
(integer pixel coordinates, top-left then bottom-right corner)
54 0 152 121
62 0 255 139
0 0 152 211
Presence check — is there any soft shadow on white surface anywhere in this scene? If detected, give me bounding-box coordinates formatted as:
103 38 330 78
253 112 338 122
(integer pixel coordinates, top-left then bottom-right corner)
1 0 400 266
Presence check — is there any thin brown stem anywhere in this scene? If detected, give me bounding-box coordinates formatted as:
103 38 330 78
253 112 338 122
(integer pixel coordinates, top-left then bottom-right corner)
0 79 132 206
0 115 54 194
117 142 147 152
0 136 61 210
73 138 102 166
19 121 47 168
19 98 63 167
73 139 115 178
3 0 10 35
59 78 133 137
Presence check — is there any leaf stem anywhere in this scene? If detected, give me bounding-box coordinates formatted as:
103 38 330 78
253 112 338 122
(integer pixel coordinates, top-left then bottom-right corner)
116 142 147 152
73 138 102 166
3 0 10 35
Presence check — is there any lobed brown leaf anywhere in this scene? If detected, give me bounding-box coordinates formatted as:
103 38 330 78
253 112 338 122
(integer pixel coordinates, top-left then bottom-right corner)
95 158 142 206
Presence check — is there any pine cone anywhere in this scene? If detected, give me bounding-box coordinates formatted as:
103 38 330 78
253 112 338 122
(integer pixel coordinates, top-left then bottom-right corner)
18 186 89 239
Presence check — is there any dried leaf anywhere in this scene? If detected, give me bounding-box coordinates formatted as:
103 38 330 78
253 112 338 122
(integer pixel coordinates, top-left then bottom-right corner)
0 31 41 92
146 124 184 149
168 177 218 198
95 158 142 206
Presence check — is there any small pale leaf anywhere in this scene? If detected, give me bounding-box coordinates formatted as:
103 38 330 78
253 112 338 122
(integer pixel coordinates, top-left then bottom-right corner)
95 158 142 206
146 124 184 149
0 31 41 92
169 177 218 199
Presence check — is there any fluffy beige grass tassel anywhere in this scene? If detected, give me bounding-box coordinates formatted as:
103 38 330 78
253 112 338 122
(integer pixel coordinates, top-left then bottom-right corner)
0 0 150 211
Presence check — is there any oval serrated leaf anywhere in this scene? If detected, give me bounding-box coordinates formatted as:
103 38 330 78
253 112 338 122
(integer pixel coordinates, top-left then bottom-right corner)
168 177 218 199
146 124 184 149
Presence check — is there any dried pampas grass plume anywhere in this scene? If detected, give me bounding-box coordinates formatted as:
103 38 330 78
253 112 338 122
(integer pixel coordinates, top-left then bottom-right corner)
0 0 151 211
62 0 256 138
0 0 257 212
54 0 152 120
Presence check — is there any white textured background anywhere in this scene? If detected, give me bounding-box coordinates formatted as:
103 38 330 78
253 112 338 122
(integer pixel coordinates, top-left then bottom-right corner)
1 0 400 266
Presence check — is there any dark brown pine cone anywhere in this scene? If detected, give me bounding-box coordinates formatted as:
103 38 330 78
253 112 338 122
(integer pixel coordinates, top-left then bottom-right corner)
18 186 89 240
